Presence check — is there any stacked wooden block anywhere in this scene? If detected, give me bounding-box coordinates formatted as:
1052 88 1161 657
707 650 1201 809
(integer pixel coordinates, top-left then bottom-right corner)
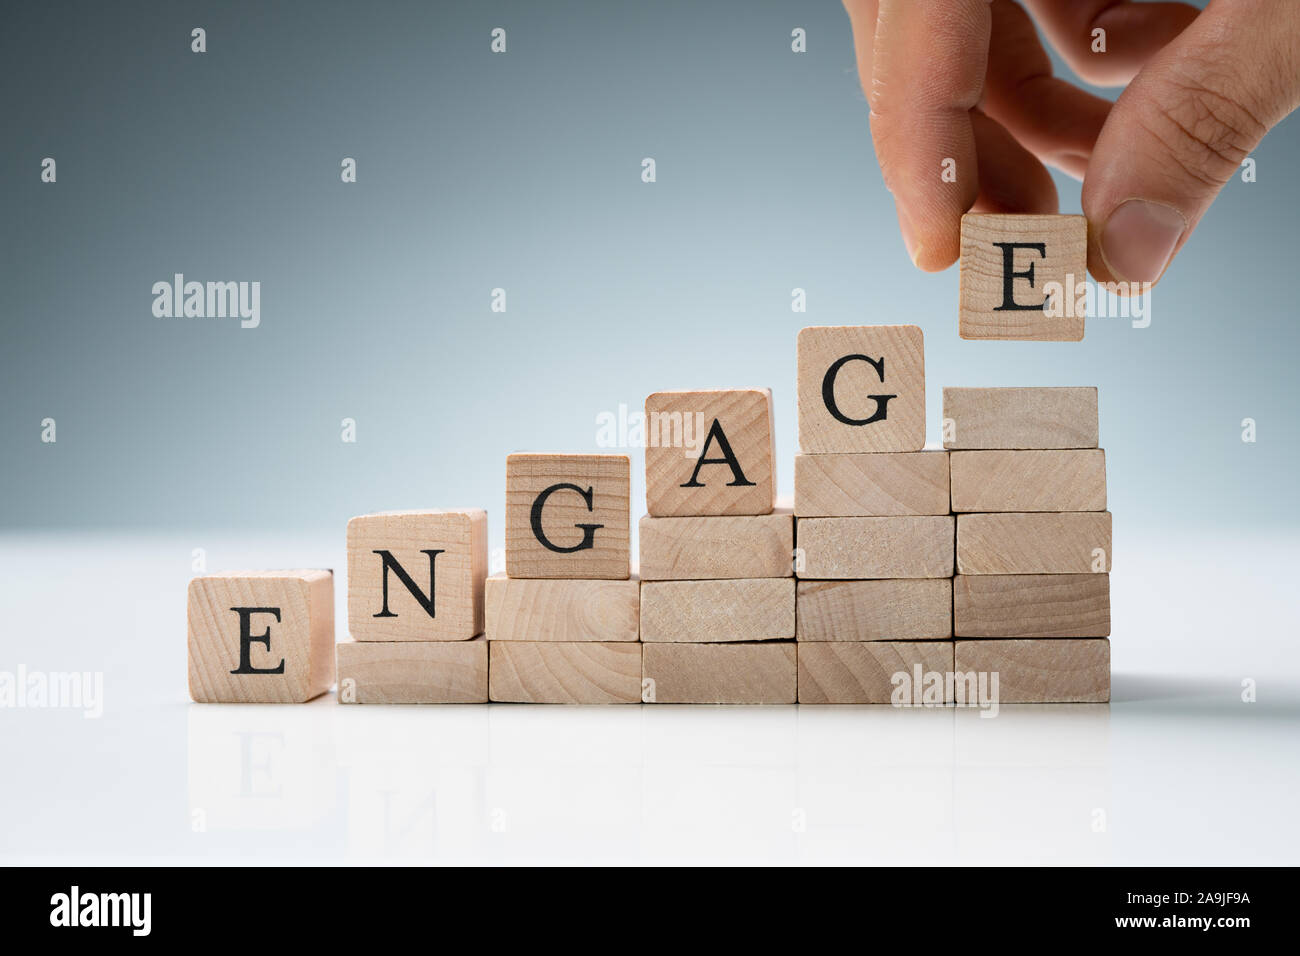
793 325 957 703
639 388 797 703
946 387 1111 702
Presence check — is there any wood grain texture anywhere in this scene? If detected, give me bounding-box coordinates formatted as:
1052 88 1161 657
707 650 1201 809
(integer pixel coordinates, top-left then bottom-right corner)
336 637 487 704
645 388 775 517
794 451 950 516
942 387 1098 450
796 579 952 641
505 453 630 579
188 570 334 703
953 573 1110 638
957 512 1112 574
796 516 954 579
640 578 795 643
954 638 1110 703
959 213 1087 341
642 642 796 704
949 449 1107 512
797 325 925 454
488 641 642 703
347 510 487 641
639 510 794 580
485 575 639 642
798 641 954 704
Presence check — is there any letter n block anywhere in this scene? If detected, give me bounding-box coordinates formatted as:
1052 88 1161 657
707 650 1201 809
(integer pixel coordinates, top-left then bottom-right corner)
506 453 630 579
347 510 487 641
959 213 1087 341
797 325 924 454
188 570 334 703
644 388 775 516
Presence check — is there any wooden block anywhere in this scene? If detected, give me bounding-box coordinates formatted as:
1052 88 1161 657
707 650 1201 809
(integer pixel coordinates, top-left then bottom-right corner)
642 643 796 704
336 637 487 703
485 575 639 642
794 450 949 516
959 213 1087 341
943 387 1098 450
954 573 1110 638
797 325 925 454
957 512 1112 574
505 453 630 579
640 578 795 643
347 510 487 641
950 449 1106 512
488 641 641 703
639 511 793 580
188 570 334 703
645 388 775 517
796 579 952 641
798 641 954 704
954 638 1110 703
796 516 954 579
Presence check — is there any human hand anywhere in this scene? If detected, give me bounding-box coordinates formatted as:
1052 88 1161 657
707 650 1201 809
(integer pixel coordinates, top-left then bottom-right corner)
843 0 1300 285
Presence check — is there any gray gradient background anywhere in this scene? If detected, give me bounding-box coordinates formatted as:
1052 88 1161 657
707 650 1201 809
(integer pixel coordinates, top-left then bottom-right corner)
2 0 1295 548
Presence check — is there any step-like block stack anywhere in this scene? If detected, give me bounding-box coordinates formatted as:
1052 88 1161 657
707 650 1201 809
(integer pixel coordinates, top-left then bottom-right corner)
640 388 797 703
793 325 956 703
946 387 1111 702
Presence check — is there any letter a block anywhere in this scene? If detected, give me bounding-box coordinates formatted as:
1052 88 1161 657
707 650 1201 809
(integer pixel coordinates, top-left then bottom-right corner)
797 325 925 454
188 569 334 703
506 453 630 579
644 388 775 516
959 213 1087 341
347 510 487 641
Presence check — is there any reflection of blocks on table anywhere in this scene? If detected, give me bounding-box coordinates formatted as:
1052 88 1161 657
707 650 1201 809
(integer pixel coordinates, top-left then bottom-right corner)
645 388 775 517
336 637 487 704
488 641 642 704
959 213 1088 341
798 641 954 704
346 509 487 641
797 325 925 454
642 642 796 704
188 569 334 703
954 638 1110 703
505 453 630 580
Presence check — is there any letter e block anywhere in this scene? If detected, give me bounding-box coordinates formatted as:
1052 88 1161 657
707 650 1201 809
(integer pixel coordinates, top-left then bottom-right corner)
645 388 775 516
188 569 334 703
506 453 631 579
347 510 487 641
959 213 1087 341
797 325 924 454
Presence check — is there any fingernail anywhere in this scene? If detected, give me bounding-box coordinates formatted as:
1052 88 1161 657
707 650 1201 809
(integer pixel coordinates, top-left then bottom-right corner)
1099 199 1187 283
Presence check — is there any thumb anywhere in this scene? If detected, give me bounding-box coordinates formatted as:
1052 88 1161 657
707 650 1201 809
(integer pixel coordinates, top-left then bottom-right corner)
1083 0 1300 286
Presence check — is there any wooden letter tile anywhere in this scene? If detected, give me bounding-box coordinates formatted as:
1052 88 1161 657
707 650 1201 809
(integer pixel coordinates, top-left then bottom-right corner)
488 641 642 703
505 453 630 579
188 569 334 703
797 325 925 453
943 387 1098 449
336 637 487 704
794 450 949 516
954 638 1110 703
645 388 775 517
953 574 1110 638
959 214 1087 341
957 512 1112 574
949 449 1106 512
796 516 954 579
347 510 487 641
642 643 797 704
485 575 639 642
798 641 954 704
640 578 795 643
638 511 793 580
796 579 952 641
